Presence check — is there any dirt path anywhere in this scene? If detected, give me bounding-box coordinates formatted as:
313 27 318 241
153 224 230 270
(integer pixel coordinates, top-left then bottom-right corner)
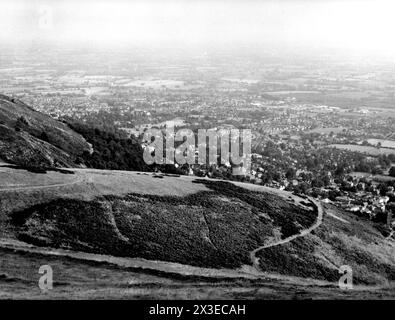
249 198 324 269
0 175 85 192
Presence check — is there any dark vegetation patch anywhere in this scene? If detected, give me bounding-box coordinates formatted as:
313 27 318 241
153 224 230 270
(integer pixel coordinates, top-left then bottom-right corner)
192 180 318 238
67 122 148 171
10 180 317 269
0 273 32 284
12 199 132 255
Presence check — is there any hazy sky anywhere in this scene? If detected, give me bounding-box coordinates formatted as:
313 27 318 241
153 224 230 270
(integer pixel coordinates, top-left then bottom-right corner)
1 0 395 58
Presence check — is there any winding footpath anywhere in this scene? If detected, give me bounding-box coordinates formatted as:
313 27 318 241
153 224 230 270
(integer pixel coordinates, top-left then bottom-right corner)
249 198 324 270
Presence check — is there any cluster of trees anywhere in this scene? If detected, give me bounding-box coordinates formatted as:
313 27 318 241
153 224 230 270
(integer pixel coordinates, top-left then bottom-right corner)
68 121 148 171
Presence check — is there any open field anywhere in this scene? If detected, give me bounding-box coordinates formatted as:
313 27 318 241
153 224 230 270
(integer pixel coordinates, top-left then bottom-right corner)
327 144 395 156
306 127 346 134
366 139 395 149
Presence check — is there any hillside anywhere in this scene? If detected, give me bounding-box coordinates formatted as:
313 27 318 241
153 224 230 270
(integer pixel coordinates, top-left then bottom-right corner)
0 94 91 168
0 163 394 299
0 164 318 268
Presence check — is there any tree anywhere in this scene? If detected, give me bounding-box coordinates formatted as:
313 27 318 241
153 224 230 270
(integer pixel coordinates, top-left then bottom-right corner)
335 165 345 176
285 168 296 180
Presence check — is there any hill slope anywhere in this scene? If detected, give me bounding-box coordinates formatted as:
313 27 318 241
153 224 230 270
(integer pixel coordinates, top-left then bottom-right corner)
0 164 318 269
1 164 394 285
0 94 91 167
0 164 394 298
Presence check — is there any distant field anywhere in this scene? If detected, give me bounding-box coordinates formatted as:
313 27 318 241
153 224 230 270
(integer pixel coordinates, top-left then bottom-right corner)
280 91 395 110
366 139 395 149
121 79 185 89
350 171 395 182
325 91 372 99
221 78 260 84
307 127 346 134
327 144 395 156
264 90 320 95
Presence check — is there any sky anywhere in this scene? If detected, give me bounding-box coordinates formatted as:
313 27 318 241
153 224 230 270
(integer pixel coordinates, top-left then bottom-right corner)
1 0 395 58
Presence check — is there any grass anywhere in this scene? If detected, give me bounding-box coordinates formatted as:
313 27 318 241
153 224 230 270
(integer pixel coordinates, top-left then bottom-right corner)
2 165 393 285
0 165 75 189
9 180 317 269
2 247 393 299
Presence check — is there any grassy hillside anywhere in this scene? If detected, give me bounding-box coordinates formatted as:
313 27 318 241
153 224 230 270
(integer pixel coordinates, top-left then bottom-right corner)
0 94 91 167
0 125 76 168
0 95 147 172
8 179 317 269
1 164 394 289
257 204 395 285
1 164 317 269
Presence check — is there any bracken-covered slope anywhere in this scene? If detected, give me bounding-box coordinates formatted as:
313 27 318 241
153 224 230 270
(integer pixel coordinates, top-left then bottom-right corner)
0 94 92 167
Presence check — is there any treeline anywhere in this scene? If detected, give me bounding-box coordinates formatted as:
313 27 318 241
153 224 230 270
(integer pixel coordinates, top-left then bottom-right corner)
67 121 148 172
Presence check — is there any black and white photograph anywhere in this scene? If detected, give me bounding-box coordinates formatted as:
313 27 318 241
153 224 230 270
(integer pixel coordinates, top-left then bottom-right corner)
0 0 394 309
